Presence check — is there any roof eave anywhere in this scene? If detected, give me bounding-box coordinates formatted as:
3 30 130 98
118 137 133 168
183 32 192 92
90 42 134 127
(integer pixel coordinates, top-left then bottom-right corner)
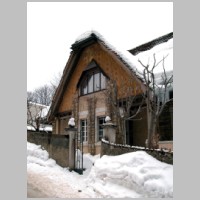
128 32 173 55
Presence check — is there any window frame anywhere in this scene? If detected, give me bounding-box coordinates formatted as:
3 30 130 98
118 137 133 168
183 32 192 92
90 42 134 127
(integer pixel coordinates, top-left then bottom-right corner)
97 116 105 142
80 69 106 96
80 119 87 142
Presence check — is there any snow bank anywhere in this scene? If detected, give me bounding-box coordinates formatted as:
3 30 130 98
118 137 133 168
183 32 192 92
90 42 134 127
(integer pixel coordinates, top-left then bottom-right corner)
27 142 56 167
27 142 99 198
75 149 100 175
87 151 173 198
27 142 173 198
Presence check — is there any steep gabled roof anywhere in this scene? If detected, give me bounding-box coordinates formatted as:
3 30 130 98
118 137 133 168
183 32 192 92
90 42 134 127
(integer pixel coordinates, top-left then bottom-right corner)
47 31 146 121
72 31 146 80
47 31 173 121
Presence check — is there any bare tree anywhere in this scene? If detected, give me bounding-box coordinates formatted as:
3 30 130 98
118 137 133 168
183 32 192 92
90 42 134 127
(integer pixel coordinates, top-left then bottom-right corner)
138 53 173 149
104 78 145 144
27 71 62 132
27 91 37 103
27 86 52 131
33 84 53 106
50 71 62 97
27 101 47 131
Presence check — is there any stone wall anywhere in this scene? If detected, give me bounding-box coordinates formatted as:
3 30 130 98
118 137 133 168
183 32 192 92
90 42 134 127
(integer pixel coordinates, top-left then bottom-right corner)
101 139 173 165
27 131 69 167
158 141 173 151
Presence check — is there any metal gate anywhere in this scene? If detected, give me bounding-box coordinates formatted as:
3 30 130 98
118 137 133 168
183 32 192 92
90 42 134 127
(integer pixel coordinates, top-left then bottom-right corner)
74 131 84 174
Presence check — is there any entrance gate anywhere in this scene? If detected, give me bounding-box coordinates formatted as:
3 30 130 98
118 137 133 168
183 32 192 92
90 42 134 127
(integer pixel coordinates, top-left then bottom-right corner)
74 131 84 174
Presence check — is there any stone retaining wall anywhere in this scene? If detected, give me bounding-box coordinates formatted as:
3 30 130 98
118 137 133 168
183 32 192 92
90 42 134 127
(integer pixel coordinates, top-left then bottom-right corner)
27 131 69 167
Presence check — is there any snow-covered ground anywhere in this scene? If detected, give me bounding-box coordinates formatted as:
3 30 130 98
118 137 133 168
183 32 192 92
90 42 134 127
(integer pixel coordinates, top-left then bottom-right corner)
27 142 173 198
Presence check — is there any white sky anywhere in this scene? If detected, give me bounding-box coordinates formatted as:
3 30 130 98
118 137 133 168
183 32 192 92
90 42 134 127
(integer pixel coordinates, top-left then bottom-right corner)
27 142 173 198
27 2 173 91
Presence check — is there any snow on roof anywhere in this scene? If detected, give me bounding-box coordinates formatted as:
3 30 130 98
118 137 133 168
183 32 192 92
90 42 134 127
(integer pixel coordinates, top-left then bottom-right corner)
39 124 52 132
27 124 52 132
74 30 173 81
29 102 48 107
27 125 36 131
28 102 51 118
38 106 50 118
74 30 143 80
75 30 101 43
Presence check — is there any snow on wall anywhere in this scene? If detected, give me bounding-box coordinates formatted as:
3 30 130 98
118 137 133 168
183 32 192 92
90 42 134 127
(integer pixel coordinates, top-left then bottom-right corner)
101 139 173 165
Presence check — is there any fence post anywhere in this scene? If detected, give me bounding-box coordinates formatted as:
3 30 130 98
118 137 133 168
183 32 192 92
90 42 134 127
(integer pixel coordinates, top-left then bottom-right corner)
102 120 117 143
65 118 77 170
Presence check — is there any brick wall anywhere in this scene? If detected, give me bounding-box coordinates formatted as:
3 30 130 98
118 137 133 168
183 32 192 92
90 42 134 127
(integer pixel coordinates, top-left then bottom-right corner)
158 141 173 151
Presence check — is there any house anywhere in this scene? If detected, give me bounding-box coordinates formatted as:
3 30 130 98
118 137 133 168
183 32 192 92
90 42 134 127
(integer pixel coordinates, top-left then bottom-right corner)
27 102 52 133
47 31 173 154
128 32 173 150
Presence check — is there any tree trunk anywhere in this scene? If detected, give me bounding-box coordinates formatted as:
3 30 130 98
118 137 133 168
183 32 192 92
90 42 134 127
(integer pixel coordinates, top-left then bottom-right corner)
147 111 158 149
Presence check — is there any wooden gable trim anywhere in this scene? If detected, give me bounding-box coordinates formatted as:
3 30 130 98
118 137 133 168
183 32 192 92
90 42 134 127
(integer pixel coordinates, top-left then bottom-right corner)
48 50 82 121
71 34 98 51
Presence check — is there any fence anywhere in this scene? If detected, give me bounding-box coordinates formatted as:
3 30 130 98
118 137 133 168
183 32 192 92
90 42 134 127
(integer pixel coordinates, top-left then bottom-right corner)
101 139 173 164
27 131 69 167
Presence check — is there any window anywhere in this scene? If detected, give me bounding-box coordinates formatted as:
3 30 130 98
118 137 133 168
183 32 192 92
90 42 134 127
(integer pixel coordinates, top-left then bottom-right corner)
80 71 106 95
94 73 100 91
98 117 105 141
101 73 106 89
80 119 87 142
88 74 94 93
81 79 88 95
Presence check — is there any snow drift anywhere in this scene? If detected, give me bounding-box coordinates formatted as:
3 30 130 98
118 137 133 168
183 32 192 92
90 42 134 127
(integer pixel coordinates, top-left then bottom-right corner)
87 151 173 198
27 142 173 198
